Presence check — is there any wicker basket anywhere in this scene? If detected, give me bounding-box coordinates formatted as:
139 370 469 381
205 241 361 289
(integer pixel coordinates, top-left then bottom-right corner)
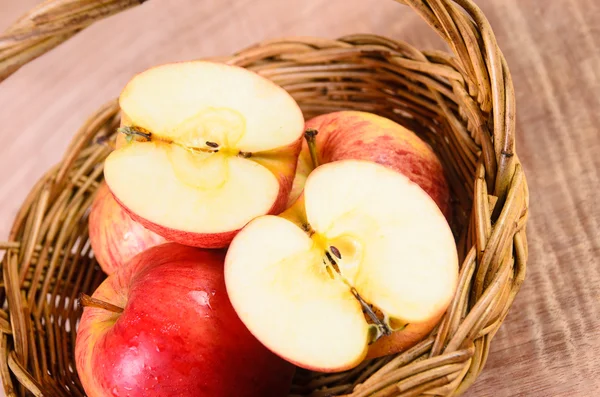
0 0 529 396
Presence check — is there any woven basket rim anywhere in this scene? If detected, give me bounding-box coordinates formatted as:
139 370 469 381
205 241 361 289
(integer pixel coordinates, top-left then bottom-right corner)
0 1 528 396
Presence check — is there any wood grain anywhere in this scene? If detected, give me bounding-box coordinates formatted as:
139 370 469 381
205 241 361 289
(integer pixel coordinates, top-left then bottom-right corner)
0 0 599 396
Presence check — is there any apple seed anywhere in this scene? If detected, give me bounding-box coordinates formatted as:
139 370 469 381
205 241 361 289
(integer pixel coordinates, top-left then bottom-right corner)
330 245 342 259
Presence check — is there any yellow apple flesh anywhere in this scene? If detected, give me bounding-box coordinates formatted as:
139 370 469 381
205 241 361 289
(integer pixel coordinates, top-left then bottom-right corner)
225 160 458 372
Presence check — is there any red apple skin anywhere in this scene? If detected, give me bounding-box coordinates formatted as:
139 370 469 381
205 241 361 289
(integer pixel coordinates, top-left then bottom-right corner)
111 138 302 249
366 312 444 359
88 183 166 275
76 243 295 397
289 111 451 220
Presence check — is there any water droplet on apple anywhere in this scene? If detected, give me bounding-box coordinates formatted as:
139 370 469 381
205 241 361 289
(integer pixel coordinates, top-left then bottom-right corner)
160 322 180 333
189 290 212 309
111 386 119 396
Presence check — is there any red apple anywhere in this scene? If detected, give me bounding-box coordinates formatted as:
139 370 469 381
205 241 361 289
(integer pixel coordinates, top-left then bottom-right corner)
288 111 451 220
104 61 305 248
76 243 295 397
88 182 166 275
226 160 458 372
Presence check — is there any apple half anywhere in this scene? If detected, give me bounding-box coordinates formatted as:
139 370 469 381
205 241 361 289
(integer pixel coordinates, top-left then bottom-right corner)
104 61 305 248
225 160 458 372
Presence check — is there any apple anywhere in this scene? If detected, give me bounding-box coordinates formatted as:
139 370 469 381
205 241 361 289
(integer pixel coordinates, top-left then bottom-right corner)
225 160 458 372
76 243 295 397
103 61 305 248
88 182 166 275
285 112 455 361
287 111 451 220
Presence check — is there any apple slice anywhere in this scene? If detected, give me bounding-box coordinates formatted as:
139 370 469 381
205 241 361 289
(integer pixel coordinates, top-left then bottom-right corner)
104 61 304 248
225 160 458 372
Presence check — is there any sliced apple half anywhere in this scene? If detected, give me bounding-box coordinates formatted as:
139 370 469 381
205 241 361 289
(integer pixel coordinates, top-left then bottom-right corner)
225 160 458 372
104 61 304 248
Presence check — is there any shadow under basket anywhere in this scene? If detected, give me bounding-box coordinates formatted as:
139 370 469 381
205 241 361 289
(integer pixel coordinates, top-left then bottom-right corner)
0 0 529 396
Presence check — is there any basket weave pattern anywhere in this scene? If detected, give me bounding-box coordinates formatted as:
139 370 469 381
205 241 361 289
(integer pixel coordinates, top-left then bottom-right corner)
0 0 528 396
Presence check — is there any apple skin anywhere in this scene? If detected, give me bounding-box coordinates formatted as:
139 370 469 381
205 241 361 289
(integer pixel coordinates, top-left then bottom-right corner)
88 183 166 275
113 131 302 249
366 313 444 359
75 243 295 397
289 111 451 220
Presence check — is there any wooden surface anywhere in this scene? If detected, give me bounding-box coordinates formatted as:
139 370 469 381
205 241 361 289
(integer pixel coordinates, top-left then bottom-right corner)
0 0 599 396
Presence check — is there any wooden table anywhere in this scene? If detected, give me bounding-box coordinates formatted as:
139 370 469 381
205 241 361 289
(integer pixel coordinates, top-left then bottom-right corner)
0 0 598 396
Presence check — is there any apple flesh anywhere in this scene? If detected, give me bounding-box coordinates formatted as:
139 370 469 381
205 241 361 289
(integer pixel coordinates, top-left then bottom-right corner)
104 61 305 248
88 182 166 275
288 111 451 220
225 160 458 372
76 243 295 397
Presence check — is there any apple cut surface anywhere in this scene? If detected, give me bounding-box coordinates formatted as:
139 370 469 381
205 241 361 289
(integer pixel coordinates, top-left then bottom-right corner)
225 160 458 371
226 216 369 371
104 61 304 247
106 144 279 235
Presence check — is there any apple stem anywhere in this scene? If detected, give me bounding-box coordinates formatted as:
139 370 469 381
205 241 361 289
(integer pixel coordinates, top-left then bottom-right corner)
79 293 124 314
238 151 252 158
118 126 152 142
304 129 320 168
350 288 392 337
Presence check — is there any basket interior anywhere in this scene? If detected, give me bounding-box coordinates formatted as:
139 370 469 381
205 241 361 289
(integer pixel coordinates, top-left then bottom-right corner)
0 33 525 397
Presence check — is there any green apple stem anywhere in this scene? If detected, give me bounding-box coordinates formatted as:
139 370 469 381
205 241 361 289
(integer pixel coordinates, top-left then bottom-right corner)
304 128 320 168
79 293 124 314
118 126 152 142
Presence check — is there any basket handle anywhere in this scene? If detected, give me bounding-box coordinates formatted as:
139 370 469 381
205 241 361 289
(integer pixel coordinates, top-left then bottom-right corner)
0 0 147 83
0 0 516 200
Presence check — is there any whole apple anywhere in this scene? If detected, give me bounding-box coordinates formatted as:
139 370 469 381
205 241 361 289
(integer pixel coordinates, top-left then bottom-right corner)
88 182 166 275
288 111 451 220
76 243 295 397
